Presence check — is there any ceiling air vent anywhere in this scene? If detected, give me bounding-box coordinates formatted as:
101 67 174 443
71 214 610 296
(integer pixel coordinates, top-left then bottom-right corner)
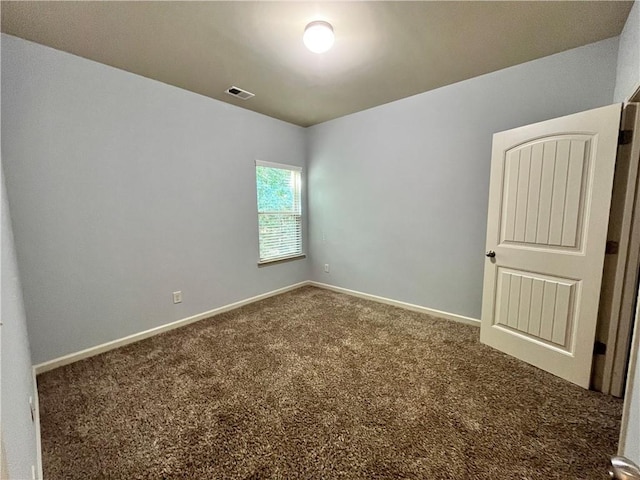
225 86 255 100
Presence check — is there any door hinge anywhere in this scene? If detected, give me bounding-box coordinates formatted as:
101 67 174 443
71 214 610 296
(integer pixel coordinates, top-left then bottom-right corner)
594 341 607 355
606 240 619 255
619 130 633 145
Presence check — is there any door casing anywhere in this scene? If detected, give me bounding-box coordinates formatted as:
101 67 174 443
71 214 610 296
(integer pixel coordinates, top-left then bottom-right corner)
594 102 640 396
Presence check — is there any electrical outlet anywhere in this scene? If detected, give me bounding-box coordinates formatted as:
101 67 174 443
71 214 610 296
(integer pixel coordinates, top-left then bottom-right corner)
324 264 330 273
173 291 182 304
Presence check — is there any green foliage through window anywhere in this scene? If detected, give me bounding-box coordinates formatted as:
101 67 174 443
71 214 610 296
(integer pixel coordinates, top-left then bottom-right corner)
256 163 302 262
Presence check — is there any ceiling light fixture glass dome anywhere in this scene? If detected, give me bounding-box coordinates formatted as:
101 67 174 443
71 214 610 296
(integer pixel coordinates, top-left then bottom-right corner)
303 20 334 54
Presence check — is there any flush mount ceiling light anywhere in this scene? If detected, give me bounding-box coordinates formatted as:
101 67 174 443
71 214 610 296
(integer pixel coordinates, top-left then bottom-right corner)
303 20 335 54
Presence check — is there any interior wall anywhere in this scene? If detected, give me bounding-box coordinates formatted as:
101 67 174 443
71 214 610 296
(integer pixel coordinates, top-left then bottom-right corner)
1 34 309 365
611 0 640 460
307 38 619 319
1 167 40 479
622 309 639 461
617 1 640 462
614 0 640 103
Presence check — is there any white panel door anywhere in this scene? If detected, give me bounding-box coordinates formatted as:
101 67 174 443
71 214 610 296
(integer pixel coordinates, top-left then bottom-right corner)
481 104 622 388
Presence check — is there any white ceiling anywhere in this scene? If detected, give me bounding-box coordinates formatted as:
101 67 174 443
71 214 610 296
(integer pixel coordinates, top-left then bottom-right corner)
1 1 633 127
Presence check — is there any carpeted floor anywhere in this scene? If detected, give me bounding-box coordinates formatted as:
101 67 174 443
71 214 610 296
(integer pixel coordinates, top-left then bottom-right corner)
38 286 622 479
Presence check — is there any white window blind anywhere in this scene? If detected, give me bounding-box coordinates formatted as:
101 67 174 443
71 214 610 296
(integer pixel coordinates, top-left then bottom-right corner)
255 160 303 263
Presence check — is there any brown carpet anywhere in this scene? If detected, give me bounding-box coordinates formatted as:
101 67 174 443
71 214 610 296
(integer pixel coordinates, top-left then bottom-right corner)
38 286 622 479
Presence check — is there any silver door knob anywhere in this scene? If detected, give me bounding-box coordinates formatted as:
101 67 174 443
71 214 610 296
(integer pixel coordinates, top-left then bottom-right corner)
609 456 640 479
486 250 496 258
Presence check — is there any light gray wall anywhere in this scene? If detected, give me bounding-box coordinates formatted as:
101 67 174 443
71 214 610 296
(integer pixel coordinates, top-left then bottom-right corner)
622 317 639 462
614 0 640 103
1 34 309 364
1 167 40 479
307 38 619 319
617 1 640 462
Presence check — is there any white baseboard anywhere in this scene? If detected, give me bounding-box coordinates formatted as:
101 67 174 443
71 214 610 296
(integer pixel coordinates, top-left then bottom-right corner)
31 367 43 480
33 280 479 375
309 281 481 327
33 281 311 374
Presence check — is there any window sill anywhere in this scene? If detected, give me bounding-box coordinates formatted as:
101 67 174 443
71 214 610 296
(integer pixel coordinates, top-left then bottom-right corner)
258 254 306 267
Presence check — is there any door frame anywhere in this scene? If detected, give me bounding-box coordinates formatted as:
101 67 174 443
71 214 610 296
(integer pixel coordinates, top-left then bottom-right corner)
618 281 639 456
595 102 640 395
595 96 640 396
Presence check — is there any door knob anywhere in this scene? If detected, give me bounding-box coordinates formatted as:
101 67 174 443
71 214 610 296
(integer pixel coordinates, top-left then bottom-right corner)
486 250 496 258
609 456 640 479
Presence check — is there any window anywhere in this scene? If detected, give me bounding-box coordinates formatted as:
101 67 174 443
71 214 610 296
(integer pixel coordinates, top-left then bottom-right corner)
255 160 303 264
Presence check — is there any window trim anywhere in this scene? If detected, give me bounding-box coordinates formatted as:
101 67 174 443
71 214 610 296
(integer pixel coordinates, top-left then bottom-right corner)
257 253 307 267
255 159 304 266
255 159 302 173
